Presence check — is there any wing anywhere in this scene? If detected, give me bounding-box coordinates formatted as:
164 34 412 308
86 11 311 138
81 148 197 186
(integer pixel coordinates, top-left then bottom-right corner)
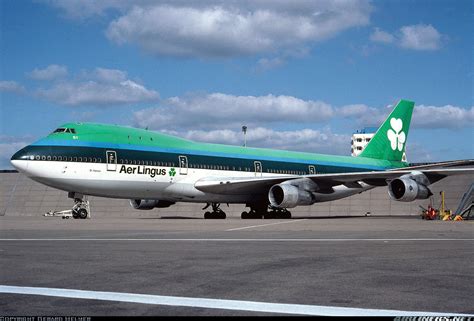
194 162 474 195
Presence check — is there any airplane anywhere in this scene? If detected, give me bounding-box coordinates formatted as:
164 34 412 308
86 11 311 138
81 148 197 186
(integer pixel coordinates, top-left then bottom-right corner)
10 99 474 219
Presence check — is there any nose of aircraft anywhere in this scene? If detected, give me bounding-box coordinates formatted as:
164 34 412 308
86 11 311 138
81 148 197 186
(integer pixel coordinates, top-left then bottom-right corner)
10 146 30 173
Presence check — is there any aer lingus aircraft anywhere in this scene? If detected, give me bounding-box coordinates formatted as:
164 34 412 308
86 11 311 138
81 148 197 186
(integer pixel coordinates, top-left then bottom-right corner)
10 99 474 219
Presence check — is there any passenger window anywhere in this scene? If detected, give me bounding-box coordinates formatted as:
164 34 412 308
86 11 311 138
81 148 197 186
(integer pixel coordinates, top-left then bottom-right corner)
41 156 46 160
47 156 51 161
53 156 57 161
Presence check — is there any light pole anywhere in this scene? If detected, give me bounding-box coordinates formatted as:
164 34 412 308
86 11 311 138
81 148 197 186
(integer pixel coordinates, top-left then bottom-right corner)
242 125 247 147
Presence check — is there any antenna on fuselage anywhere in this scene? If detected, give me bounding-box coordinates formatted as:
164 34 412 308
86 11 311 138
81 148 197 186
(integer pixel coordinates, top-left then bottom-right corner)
242 125 247 147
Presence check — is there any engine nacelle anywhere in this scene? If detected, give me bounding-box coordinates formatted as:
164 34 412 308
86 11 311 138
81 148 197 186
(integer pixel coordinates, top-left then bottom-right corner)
388 177 432 202
268 184 313 208
129 199 175 210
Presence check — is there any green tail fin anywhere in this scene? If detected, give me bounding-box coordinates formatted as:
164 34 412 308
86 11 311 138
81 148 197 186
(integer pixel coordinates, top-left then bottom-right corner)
359 99 414 162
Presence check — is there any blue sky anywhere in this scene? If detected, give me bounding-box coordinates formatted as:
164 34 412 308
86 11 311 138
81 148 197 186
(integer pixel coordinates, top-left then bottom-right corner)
0 0 472 168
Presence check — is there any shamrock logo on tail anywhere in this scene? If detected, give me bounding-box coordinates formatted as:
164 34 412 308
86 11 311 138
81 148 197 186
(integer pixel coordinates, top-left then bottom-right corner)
387 118 406 151
169 168 176 177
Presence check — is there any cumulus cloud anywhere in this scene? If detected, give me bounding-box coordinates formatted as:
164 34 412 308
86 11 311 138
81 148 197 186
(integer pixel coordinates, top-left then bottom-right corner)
36 67 159 106
399 24 442 50
0 81 25 93
370 24 443 50
133 93 334 130
102 1 372 58
28 64 68 80
412 105 474 128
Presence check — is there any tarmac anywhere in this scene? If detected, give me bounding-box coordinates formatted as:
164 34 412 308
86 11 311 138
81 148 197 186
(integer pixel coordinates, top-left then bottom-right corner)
0 215 473 316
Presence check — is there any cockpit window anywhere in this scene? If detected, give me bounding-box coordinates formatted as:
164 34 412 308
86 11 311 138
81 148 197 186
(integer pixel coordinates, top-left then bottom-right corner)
53 128 76 134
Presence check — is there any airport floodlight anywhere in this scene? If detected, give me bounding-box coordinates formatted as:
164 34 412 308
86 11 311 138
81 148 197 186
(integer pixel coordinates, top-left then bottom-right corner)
242 126 247 147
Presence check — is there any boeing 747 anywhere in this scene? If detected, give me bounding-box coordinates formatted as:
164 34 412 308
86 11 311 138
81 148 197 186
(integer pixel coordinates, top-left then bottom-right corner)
10 100 473 219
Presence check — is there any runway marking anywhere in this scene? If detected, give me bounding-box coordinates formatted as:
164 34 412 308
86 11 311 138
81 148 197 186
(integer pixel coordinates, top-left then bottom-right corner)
0 238 473 242
226 219 308 231
1 285 470 317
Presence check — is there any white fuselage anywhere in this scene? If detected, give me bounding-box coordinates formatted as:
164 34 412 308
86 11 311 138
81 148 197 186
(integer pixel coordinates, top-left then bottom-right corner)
11 159 374 204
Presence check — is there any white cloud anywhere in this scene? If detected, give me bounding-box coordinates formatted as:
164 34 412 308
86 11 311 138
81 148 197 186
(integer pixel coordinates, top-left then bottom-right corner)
36 67 159 106
370 27 394 44
0 81 25 93
399 24 442 50
412 105 474 128
370 24 442 51
133 93 334 130
338 103 474 129
164 127 350 155
28 64 68 80
104 1 372 58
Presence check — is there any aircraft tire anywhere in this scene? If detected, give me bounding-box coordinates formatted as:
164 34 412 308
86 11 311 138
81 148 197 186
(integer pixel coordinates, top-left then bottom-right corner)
72 210 80 219
78 208 88 219
204 211 211 219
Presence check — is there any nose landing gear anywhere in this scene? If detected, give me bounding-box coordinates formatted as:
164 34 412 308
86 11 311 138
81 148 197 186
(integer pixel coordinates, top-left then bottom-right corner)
69 192 90 219
203 203 226 219
72 198 90 219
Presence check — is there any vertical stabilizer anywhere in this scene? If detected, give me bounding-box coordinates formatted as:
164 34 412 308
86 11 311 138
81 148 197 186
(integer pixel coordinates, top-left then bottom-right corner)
359 99 414 161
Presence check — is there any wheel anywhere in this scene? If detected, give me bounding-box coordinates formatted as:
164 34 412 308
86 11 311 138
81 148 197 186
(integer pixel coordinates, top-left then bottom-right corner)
204 211 211 219
72 210 80 219
241 211 249 219
219 212 226 219
77 208 88 219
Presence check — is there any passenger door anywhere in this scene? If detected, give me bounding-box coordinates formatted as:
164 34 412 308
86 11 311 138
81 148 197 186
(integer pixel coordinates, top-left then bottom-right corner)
179 155 188 175
106 151 117 171
254 161 262 177
308 165 316 175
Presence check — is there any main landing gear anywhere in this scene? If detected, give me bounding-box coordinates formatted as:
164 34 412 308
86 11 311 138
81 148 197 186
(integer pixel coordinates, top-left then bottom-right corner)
203 203 226 219
241 205 292 219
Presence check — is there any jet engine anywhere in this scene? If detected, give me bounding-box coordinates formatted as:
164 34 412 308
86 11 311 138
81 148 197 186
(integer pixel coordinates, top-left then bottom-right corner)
388 174 432 202
268 184 313 208
129 199 175 210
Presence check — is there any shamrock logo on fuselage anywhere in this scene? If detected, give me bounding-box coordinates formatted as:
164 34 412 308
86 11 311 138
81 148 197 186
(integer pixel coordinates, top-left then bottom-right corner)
387 118 406 151
169 167 176 177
